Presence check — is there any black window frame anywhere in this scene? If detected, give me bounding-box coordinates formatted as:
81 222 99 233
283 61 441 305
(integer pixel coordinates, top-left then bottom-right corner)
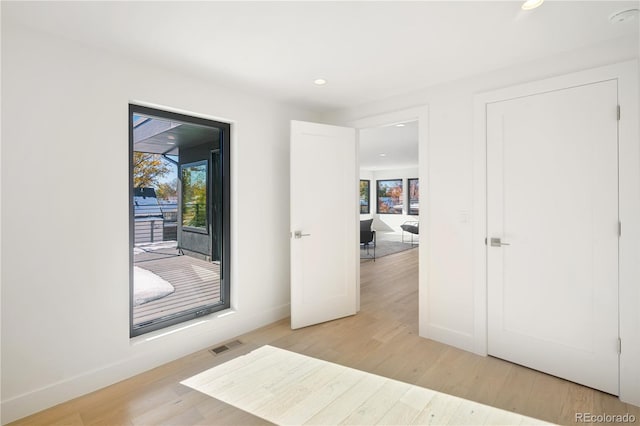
408 178 419 216
129 104 231 337
376 179 403 215
359 179 370 214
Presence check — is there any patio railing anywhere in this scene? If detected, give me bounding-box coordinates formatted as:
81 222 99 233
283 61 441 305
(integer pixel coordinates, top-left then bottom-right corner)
134 203 177 244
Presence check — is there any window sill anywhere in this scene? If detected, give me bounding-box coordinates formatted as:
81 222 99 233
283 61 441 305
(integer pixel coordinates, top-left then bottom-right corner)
130 309 236 345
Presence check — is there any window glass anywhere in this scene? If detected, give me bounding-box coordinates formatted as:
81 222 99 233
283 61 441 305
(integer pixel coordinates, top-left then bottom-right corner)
360 180 370 214
181 161 208 231
408 178 419 215
377 179 403 214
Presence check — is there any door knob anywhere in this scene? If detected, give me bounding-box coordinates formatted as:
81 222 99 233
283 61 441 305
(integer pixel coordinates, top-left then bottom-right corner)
293 230 311 239
490 237 510 247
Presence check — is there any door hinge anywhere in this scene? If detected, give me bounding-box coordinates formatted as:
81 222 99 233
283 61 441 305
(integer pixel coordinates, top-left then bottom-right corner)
619 221 622 237
617 337 622 354
617 105 621 121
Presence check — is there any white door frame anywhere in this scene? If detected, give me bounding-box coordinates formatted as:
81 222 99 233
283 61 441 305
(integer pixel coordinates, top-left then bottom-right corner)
347 106 429 324
472 60 640 405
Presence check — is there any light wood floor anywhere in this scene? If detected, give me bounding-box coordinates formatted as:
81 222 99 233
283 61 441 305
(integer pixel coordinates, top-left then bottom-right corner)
12 248 639 425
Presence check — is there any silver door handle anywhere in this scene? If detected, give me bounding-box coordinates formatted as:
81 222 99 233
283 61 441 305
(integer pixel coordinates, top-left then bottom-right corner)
293 230 311 239
490 237 510 247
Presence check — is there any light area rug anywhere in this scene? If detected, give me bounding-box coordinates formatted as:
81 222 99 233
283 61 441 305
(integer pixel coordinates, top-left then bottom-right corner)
181 345 548 425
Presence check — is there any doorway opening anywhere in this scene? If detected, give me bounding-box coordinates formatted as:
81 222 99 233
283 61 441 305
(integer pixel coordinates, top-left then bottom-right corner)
358 119 420 330
359 120 420 259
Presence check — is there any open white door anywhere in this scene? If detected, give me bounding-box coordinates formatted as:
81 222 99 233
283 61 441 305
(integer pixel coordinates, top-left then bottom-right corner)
290 120 358 329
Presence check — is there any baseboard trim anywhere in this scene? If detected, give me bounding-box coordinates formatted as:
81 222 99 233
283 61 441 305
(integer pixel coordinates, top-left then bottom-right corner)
421 323 476 355
1 303 290 424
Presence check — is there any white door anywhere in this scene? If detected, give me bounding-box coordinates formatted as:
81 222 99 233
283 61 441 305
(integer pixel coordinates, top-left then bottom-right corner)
487 80 619 394
290 120 358 329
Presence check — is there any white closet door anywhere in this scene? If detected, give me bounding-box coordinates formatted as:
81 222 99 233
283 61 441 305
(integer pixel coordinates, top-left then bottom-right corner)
487 79 619 394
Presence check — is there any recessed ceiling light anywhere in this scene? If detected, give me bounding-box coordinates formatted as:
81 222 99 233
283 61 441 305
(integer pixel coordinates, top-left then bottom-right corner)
167 135 175 140
609 9 639 24
396 123 406 127
379 153 387 157
314 78 327 86
521 0 544 10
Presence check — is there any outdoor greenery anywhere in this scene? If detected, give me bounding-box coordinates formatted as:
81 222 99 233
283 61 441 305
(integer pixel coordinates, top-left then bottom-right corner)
360 180 370 214
377 179 403 214
409 178 420 215
133 152 177 202
156 179 178 200
181 163 207 229
133 152 171 188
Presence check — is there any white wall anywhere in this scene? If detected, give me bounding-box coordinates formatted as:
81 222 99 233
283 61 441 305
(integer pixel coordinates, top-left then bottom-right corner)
326 35 640 405
360 168 419 233
0 22 317 423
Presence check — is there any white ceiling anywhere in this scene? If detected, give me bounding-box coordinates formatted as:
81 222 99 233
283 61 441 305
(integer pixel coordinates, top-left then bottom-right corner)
360 121 419 171
4 1 639 111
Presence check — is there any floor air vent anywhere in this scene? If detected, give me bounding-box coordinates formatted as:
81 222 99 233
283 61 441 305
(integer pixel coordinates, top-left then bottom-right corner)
209 339 242 355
